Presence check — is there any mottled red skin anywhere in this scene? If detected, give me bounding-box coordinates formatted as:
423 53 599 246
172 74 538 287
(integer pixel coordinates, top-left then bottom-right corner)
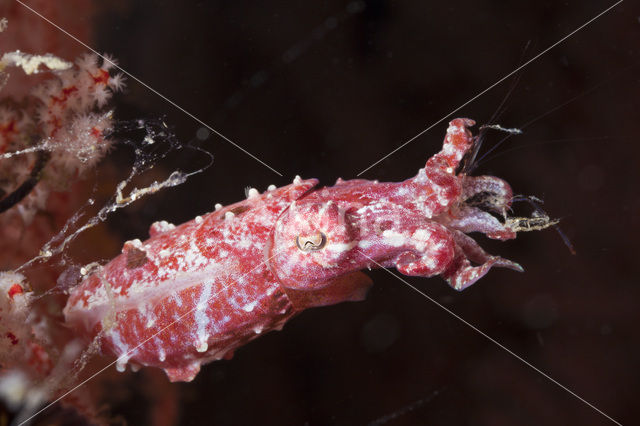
64 119 524 382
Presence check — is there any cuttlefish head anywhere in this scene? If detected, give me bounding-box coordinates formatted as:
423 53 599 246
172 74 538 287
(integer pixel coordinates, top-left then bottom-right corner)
268 200 372 309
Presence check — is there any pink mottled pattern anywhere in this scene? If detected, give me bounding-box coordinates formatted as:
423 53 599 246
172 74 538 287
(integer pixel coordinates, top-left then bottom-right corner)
65 180 316 381
65 119 531 382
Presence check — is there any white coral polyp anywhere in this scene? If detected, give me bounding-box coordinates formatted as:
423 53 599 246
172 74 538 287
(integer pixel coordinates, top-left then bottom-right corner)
0 51 73 75
18 52 124 173
49 110 114 171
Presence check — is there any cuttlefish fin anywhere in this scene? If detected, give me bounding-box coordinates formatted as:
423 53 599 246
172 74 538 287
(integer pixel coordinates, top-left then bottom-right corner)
283 271 373 309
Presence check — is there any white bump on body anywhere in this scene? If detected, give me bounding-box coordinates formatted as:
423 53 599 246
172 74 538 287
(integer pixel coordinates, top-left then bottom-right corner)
247 188 259 198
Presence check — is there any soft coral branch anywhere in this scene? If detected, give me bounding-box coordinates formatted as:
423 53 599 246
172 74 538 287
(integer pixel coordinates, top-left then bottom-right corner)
0 49 124 226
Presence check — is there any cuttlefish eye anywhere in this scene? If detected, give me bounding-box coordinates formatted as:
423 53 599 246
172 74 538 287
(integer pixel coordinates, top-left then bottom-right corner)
295 232 327 252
